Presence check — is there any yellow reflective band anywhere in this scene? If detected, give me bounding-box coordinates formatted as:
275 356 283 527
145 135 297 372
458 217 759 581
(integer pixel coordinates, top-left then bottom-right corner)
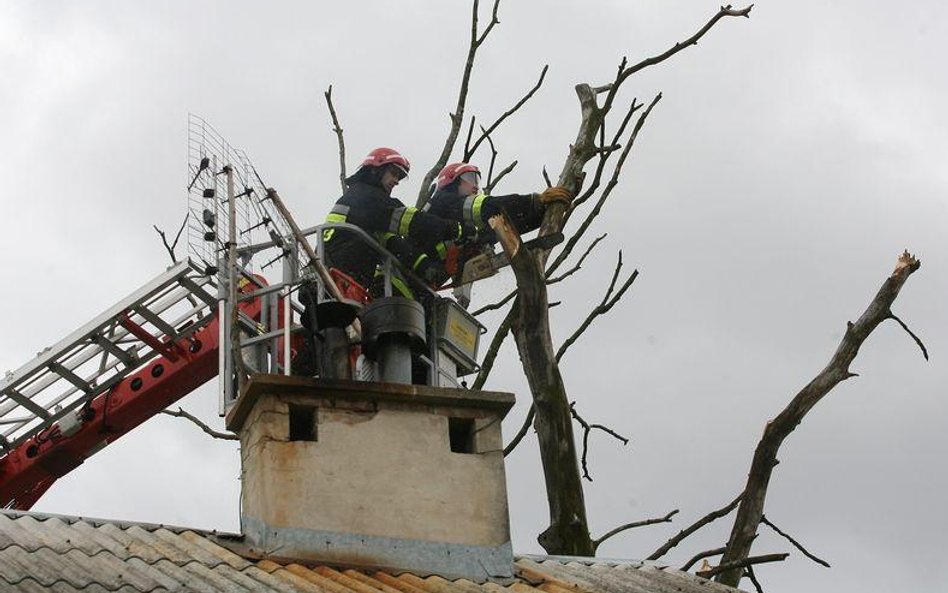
323 212 347 242
435 241 447 259
391 276 414 299
377 231 395 247
471 193 487 229
413 253 428 270
399 207 417 236
373 268 415 299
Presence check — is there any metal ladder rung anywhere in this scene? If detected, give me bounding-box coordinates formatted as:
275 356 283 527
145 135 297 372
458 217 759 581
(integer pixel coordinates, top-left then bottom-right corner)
90 334 137 366
3 389 51 419
178 275 218 308
47 362 93 394
0 416 34 427
237 311 261 335
130 306 179 339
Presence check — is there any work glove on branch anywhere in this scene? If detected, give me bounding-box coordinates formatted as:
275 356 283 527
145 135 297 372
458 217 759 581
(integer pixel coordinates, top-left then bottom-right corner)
534 186 573 208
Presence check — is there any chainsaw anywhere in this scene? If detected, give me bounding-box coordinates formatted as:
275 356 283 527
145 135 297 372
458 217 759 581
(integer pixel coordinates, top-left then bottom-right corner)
445 232 564 307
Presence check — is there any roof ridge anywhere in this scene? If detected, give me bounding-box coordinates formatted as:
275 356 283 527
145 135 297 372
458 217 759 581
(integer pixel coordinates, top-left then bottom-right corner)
0 506 241 539
514 553 663 567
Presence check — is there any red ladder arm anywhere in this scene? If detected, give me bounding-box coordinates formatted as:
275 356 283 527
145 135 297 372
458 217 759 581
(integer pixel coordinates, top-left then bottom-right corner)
0 290 269 510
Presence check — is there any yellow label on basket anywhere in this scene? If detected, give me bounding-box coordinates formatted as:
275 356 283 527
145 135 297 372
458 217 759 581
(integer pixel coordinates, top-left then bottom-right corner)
448 316 477 354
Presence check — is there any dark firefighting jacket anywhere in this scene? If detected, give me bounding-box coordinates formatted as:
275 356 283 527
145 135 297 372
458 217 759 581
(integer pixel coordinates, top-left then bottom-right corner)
323 181 461 288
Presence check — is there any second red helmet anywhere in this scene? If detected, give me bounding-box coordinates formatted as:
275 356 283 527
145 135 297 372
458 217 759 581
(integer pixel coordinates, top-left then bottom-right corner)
436 162 480 189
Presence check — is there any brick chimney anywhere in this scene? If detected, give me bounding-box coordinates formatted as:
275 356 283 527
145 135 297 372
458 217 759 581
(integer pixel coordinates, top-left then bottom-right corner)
225 375 515 581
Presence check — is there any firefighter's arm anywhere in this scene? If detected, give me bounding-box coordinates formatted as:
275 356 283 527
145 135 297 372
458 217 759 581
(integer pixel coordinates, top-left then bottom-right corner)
380 234 450 288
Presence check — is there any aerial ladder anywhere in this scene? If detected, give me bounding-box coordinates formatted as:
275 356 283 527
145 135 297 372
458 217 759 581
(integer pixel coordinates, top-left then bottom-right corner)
0 116 485 510
0 261 269 508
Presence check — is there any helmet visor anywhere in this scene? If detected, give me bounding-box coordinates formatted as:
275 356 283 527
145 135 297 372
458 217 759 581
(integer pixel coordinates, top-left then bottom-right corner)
459 170 481 188
389 163 409 180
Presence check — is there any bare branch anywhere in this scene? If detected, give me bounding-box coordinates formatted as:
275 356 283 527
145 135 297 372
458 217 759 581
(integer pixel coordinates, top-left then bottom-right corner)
647 494 742 560
613 5 754 90
324 85 347 193
474 0 501 47
542 166 553 188
547 233 607 285
465 65 549 160
546 93 661 277
483 126 499 186
698 553 788 579
681 546 726 572
570 401 629 482
592 509 678 552
171 215 187 253
717 251 922 587
567 97 640 217
152 214 188 264
760 515 830 568
503 403 535 456
889 313 929 360
472 290 516 317
556 252 638 363
160 407 238 441
485 160 518 193
745 565 765 593
472 302 514 389
416 0 503 207
462 115 477 161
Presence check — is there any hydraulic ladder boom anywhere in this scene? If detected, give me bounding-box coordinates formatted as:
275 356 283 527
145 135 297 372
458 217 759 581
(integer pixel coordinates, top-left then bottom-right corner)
0 260 267 509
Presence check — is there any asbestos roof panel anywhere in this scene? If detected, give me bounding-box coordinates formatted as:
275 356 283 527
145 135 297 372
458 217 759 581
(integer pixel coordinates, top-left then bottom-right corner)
0 509 742 593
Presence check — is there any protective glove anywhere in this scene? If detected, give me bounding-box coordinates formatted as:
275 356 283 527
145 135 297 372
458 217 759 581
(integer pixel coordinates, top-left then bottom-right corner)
535 186 573 206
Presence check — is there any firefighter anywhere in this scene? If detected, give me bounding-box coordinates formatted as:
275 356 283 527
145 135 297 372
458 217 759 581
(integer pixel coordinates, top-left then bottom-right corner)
322 147 463 294
298 147 463 379
425 162 572 244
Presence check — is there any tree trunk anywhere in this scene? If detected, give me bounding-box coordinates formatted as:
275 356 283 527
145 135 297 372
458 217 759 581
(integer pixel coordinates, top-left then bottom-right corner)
489 84 607 555
507 243 594 554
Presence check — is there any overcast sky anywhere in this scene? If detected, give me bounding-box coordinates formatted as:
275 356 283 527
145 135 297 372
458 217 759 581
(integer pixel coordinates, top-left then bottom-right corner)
1 2 945 592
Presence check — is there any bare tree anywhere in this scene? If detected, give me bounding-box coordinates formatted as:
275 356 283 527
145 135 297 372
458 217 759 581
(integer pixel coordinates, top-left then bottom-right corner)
715 251 924 587
482 4 753 555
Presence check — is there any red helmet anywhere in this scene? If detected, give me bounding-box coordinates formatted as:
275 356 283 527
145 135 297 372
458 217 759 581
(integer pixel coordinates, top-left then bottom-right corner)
436 162 480 189
360 147 410 176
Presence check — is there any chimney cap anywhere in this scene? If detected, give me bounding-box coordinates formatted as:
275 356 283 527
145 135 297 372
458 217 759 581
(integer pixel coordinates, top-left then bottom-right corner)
226 374 515 432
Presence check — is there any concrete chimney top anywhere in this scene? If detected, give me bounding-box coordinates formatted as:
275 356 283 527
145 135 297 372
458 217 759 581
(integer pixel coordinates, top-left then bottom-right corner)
226 375 516 582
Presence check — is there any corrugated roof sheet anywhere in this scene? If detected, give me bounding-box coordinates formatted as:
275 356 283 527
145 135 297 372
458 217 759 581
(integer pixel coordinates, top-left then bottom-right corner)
0 509 741 593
